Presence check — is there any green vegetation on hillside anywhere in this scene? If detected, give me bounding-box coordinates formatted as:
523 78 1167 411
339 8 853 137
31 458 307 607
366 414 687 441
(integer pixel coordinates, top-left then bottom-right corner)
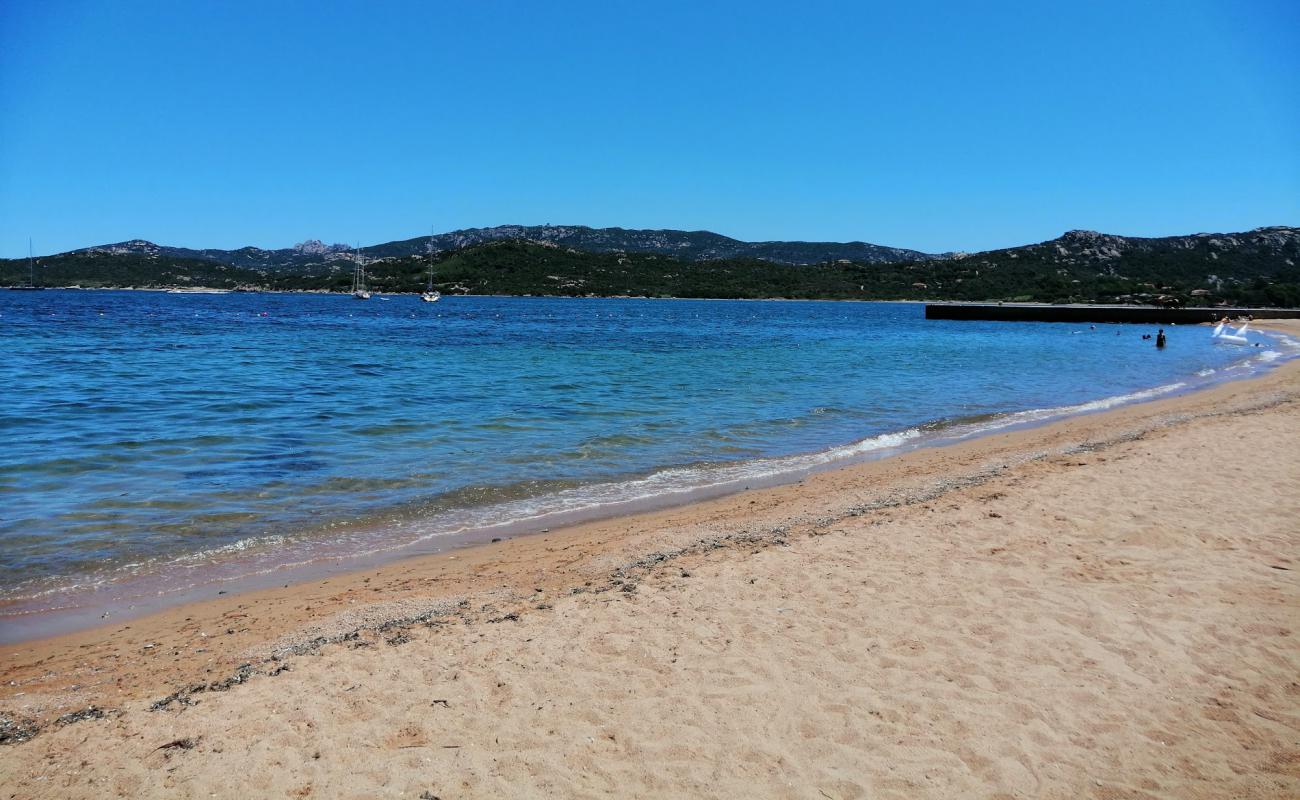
3 238 1298 306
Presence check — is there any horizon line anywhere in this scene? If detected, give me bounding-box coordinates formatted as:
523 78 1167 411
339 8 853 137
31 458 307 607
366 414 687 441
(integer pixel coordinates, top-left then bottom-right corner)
7 221 1298 261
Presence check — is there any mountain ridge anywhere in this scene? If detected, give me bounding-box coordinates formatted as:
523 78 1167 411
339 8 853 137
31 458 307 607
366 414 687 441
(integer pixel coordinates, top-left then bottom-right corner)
65 225 938 268
6 224 1297 307
55 223 1298 272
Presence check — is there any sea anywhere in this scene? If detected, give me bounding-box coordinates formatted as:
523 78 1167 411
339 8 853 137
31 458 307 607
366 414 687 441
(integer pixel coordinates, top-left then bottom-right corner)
1 291 1294 639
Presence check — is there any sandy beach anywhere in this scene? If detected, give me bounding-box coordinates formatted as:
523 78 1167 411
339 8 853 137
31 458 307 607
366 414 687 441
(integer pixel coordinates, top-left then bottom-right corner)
2 324 1298 799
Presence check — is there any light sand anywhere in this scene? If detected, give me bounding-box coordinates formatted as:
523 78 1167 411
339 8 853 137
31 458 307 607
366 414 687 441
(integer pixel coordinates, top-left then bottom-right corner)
2 326 1298 798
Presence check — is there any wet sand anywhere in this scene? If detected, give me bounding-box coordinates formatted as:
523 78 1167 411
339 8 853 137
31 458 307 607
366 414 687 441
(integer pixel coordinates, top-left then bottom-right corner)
1 322 1298 798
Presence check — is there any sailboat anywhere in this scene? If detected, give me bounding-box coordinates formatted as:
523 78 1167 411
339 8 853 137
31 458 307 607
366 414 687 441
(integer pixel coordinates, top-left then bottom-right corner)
420 234 440 302
8 239 45 290
352 245 371 299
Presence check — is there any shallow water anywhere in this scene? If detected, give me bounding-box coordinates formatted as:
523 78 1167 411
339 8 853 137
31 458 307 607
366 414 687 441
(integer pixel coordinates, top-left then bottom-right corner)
0 291 1289 618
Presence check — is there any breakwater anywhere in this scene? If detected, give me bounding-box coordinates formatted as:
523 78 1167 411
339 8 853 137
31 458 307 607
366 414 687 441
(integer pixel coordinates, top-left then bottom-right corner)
925 303 1300 324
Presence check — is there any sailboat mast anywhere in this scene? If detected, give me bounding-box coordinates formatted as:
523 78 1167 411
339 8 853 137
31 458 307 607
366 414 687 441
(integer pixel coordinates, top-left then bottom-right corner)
28 238 34 286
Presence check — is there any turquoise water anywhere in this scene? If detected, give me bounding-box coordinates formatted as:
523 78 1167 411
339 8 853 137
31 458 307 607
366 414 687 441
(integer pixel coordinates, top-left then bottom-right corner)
0 291 1289 621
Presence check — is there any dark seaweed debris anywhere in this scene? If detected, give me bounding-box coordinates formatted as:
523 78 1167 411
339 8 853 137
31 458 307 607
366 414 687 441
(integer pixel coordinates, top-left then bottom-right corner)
149 663 257 711
0 716 40 745
147 601 474 713
56 706 106 726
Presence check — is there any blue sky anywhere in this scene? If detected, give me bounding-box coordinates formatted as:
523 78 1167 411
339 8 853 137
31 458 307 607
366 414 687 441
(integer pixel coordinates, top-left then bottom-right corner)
1 0 1296 257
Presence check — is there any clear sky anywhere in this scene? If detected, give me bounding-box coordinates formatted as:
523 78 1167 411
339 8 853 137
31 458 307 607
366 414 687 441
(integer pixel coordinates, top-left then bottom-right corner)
1 0 1296 258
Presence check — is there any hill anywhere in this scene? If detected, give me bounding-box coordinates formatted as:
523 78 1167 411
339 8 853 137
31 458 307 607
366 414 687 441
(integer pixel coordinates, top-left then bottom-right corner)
904 226 1300 306
3 226 1297 306
58 225 936 270
360 225 937 265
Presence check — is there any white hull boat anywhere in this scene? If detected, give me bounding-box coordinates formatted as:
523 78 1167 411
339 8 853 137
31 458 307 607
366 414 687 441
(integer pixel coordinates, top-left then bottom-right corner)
351 245 370 299
420 230 440 303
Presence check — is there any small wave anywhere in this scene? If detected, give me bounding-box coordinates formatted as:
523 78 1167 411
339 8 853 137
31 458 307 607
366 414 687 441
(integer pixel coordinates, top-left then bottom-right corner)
8 376 1189 606
0 378 1211 610
965 382 1186 433
385 426 928 547
170 534 287 565
7 331 1299 618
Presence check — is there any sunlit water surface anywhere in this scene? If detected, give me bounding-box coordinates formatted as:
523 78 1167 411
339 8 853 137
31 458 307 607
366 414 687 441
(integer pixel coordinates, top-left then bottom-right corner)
1 291 1291 615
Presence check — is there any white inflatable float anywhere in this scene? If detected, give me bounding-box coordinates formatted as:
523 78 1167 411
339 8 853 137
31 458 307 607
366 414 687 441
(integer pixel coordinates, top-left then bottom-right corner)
1213 320 1250 345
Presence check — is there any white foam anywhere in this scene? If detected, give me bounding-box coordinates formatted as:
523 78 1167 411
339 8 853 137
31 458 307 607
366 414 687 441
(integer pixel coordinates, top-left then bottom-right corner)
8 337 1300 612
929 382 1187 441
396 426 926 544
387 383 1198 550
171 535 287 565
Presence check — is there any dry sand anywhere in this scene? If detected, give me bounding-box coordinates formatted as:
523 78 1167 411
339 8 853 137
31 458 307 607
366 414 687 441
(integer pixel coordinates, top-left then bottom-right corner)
2 324 1298 799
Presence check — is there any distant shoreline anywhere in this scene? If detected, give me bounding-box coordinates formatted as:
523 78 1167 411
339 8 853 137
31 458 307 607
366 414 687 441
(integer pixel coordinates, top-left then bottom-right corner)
8 286 1300 311
4 286 944 302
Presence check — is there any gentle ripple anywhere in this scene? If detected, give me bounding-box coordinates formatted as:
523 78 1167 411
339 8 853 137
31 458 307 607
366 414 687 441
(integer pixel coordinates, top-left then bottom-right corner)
0 291 1290 606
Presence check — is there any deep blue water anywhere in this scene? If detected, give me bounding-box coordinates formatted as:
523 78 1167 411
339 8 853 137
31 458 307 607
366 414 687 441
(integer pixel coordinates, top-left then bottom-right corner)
0 291 1287 609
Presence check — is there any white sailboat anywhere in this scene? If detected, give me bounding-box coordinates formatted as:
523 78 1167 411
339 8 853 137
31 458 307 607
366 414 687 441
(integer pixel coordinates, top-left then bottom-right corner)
420 235 440 303
352 245 371 299
8 239 44 290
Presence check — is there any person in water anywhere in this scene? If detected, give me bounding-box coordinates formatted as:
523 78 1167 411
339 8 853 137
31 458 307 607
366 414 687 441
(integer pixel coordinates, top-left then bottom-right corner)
1156 329 1167 348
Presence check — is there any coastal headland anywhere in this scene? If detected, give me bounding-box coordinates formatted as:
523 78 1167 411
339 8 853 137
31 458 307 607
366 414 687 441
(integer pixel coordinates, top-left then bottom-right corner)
1 323 1297 798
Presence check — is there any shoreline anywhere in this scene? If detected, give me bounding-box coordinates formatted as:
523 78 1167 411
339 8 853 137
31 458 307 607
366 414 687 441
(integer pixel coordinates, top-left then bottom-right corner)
10 286 1300 311
11 286 949 300
2 326 1294 644
2 330 1297 796
2 326 1297 735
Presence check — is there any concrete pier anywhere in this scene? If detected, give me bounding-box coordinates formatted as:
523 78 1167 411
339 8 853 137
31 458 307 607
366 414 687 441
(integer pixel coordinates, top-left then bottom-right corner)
925 303 1300 325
